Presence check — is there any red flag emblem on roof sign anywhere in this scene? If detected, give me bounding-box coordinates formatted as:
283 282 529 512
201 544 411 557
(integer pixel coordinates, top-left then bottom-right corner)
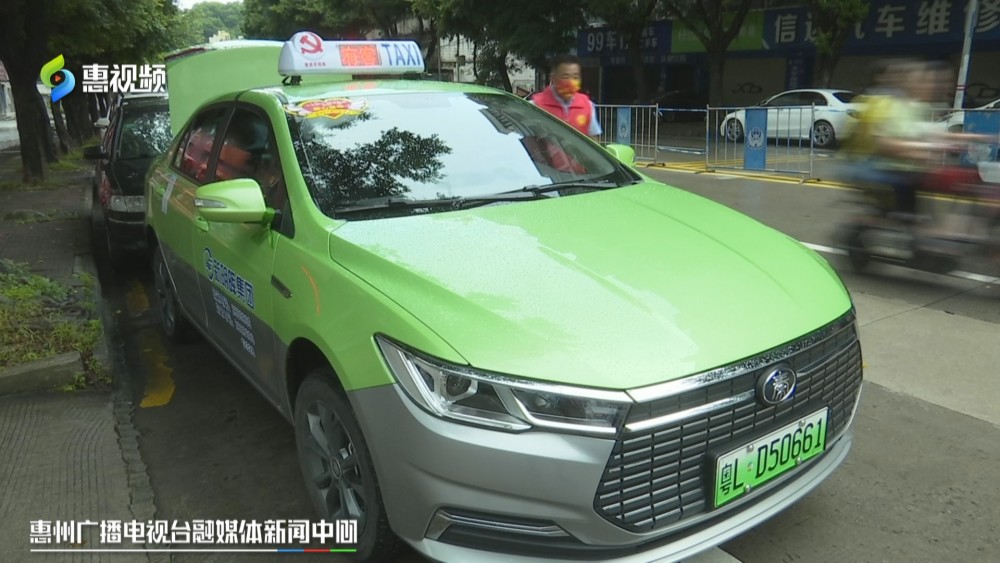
297 32 324 60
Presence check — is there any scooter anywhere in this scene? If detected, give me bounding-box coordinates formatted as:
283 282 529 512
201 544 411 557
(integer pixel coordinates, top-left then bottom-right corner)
838 162 1000 275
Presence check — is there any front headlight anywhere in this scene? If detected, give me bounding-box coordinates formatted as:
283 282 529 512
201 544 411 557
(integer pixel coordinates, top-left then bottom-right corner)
376 336 631 435
109 195 145 213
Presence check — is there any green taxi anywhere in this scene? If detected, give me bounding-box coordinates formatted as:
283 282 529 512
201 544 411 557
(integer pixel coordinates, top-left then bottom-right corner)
145 33 863 562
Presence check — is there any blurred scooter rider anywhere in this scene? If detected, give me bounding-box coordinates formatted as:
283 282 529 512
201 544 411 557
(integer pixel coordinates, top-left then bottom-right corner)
867 61 946 219
840 60 908 211
530 54 603 140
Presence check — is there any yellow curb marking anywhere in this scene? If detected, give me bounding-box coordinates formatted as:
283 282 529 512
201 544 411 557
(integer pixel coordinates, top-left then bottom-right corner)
125 279 150 316
126 279 175 408
138 326 175 408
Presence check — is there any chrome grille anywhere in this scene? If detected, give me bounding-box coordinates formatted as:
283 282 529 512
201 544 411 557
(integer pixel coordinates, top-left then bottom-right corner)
595 313 863 533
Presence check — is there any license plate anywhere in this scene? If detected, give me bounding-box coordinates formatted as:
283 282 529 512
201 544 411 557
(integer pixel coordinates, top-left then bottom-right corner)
713 408 828 508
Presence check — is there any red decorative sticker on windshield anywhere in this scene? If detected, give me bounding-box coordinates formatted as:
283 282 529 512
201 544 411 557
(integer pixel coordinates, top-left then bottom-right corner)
284 98 368 120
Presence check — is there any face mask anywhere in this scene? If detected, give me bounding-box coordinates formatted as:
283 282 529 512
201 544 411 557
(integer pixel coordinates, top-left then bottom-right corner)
555 78 581 98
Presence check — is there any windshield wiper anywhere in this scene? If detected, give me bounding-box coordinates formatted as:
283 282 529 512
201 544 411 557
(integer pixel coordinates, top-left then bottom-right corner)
517 178 634 195
332 191 544 216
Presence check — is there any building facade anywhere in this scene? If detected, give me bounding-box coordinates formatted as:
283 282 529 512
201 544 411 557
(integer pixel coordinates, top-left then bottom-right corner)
577 0 1000 106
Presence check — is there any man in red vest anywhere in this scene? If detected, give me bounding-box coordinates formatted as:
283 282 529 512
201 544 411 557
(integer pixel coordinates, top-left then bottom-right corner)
529 54 602 140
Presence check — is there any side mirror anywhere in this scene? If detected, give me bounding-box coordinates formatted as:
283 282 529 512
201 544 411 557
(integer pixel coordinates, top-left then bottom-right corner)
194 178 270 224
604 143 636 165
83 145 109 160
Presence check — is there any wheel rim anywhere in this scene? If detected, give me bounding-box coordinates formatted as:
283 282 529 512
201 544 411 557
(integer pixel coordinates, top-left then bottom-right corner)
154 252 176 332
300 399 368 528
727 120 742 140
813 123 833 146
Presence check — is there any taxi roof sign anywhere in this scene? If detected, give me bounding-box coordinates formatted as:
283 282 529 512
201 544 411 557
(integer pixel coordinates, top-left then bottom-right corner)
278 32 424 76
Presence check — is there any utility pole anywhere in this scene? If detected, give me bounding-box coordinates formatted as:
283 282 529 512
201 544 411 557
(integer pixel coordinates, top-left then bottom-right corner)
954 0 980 110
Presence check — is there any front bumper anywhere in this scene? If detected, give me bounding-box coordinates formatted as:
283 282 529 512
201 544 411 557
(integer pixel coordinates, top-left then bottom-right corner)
351 383 857 563
105 210 146 250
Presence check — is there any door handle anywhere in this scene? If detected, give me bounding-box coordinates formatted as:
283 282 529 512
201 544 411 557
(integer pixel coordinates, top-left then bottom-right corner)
195 216 210 232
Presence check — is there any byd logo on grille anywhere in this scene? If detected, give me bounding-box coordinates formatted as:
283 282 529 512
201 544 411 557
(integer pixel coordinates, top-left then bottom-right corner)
757 365 797 405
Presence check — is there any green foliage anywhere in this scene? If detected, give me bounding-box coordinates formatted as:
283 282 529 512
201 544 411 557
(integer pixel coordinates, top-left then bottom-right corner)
0 261 104 374
413 0 586 71
242 0 410 40
49 0 180 64
174 1 245 47
807 0 870 56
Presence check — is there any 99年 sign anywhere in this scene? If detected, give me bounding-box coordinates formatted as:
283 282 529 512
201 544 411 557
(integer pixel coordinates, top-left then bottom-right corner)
714 408 828 507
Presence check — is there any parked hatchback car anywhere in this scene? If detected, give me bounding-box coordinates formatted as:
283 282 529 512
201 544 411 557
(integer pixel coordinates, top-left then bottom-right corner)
146 34 864 562
720 89 860 148
85 94 171 267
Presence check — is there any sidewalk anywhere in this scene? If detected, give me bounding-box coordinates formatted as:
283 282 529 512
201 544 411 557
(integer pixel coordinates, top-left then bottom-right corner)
0 147 155 562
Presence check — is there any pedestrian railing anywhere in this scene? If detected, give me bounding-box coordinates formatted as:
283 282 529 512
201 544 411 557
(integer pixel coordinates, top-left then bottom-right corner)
705 105 829 177
594 104 659 164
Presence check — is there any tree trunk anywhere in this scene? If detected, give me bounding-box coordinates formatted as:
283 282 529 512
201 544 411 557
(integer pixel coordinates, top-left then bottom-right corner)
815 54 836 89
50 100 74 154
423 20 438 69
9 73 47 183
627 28 647 103
63 92 93 143
87 93 99 126
31 88 58 163
498 50 513 93
708 48 726 106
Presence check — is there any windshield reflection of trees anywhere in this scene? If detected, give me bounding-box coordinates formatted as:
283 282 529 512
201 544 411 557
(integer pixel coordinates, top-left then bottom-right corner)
119 111 172 160
292 110 452 213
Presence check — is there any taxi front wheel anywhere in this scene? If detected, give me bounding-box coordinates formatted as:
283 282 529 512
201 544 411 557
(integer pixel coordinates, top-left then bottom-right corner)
152 246 196 343
294 372 404 561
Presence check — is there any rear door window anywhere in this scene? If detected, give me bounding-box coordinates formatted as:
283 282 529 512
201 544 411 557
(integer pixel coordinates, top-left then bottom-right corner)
175 107 229 183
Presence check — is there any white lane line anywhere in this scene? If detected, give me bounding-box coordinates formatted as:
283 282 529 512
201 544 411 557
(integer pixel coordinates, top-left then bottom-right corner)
682 547 743 563
802 242 999 284
801 242 847 256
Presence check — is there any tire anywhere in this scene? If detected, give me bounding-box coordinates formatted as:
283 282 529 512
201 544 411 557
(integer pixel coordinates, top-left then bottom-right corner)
812 120 836 149
725 119 744 142
152 245 196 343
840 224 871 272
294 372 405 562
104 219 126 272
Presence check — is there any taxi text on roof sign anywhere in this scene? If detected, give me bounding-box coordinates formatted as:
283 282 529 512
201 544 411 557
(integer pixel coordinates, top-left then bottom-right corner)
278 31 425 77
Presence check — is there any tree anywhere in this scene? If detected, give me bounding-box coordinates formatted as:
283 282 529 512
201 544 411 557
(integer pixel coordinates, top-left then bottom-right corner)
0 0 182 182
242 0 409 40
807 0 870 88
413 0 586 91
584 0 660 103
175 1 245 46
661 0 754 105
0 0 54 182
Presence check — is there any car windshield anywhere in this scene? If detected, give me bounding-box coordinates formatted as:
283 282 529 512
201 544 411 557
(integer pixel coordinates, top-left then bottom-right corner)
117 107 172 160
832 92 857 103
286 91 634 219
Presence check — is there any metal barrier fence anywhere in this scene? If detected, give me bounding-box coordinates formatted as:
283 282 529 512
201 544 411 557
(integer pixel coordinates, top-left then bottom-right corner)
594 104 659 163
591 104 999 175
706 105 826 177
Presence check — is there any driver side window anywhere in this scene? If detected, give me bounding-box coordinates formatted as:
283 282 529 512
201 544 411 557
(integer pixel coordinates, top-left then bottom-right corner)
215 107 293 236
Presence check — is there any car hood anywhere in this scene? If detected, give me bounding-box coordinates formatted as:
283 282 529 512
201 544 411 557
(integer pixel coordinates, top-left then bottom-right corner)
329 183 852 390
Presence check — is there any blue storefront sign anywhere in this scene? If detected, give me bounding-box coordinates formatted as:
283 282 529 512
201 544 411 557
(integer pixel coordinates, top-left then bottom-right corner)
578 1 1000 63
616 107 632 144
763 0 1000 53
744 108 768 171
962 110 1000 163
577 22 671 65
